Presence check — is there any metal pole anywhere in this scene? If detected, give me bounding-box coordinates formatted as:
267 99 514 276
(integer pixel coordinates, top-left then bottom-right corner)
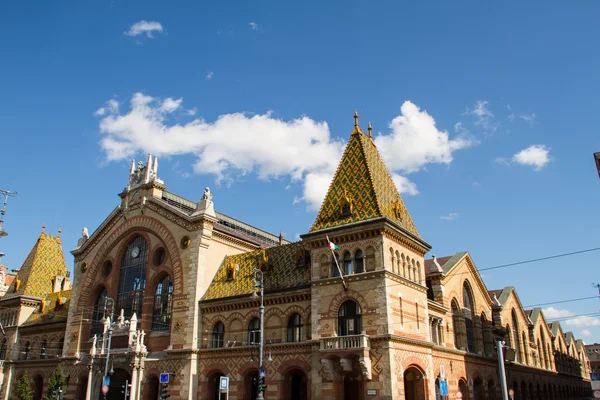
496 339 509 400
257 270 265 400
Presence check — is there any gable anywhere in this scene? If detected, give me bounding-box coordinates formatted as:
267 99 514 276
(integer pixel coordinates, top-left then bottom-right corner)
442 254 494 315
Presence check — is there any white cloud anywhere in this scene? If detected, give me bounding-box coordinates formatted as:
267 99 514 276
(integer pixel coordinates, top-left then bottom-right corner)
96 95 473 210
94 99 119 116
543 307 574 319
375 101 477 174
440 212 459 221
565 316 600 327
512 145 550 171
206 71 214 80
187 108 197 116
581 329 592 337
125 20 164 38
464 100 498 133
472 182 481 188
520 113 536 122
249 22 260 31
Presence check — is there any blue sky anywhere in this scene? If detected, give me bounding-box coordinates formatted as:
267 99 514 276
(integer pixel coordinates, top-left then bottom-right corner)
1 1 600 342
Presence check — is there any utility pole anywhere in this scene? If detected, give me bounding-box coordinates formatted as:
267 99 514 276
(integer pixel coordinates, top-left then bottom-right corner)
102 297 115 399
253 267 266 400
496 339 509 400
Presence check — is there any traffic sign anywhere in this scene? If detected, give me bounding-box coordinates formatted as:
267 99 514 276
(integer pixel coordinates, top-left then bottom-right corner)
440 380 449 396
160 373 169 384
102 385 109 395
456 391 462 399
103 375 111 387
220 376 229 391
259 367 266 378
593 389 600 399
592 372 600 381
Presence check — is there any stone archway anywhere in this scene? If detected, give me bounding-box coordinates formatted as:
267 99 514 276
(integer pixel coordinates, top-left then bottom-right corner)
282 369 308 400
76 376 88 400
206 371 225 400
473 378 484 400
145 375 159 400
244 369 258 400
107 368 131 400
404 367 426 400
458 379 469 400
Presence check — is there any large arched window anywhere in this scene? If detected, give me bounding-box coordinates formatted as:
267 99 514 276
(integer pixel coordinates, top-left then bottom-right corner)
338 300 362 336
248 318 260 345
451 300 463 350
212 322 224 348
463 282 476 353
355 250 364 274
152 275 173 331
287 313 303 342
90 288 108 337
116 236 149 319
511 309 522 363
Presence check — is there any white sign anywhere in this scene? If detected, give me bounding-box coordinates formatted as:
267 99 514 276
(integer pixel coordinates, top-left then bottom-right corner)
456 391 462 399
593 389 600 399
220 376 229 392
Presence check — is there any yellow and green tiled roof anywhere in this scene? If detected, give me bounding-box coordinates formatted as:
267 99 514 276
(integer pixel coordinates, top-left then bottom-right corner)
310 125 420 237
202 242 311 301
4 233 68 299
22 289 71 326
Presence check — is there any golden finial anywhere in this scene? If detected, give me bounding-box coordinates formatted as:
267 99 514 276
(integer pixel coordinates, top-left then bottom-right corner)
368 122 372 139
354 110 359 127
57 228 62 239
41 223 46 234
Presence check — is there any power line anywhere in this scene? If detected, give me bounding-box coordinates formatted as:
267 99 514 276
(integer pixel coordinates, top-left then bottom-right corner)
524 296 599 308
478 247 600 272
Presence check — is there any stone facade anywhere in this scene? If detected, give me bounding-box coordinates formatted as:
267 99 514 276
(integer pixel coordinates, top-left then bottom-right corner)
0 116 592 400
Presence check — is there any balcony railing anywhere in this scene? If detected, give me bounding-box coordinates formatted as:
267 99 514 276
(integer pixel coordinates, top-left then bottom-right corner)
320 334 369 351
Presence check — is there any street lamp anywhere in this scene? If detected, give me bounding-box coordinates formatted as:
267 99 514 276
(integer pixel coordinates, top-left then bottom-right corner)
0 189 17 239
101 297 116 399
252 267 265 400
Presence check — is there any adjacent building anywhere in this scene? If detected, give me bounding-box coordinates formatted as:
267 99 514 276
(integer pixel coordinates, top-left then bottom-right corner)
0 114 592 400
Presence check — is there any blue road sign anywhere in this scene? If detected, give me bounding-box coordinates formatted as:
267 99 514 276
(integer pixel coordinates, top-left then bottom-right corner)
102 375 111 387
160 373 169 384
259 367 266 378
220 376 229 390
440 379 449 396
591 372 599 381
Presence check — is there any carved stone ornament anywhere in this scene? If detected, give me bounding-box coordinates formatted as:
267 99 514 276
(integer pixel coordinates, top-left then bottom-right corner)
180 236 191 249
257 249 269 271
392 198 403 221
175 320 183 331
339 188 353 218
202 187 213 202
81 262 89 273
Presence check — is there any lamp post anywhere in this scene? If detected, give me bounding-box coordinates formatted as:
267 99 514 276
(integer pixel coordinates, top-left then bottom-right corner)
101 297 115 399
253 267 265 400
0 189 17 239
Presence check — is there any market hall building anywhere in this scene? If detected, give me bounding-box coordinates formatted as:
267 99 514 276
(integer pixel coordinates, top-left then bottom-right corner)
0 114 592 400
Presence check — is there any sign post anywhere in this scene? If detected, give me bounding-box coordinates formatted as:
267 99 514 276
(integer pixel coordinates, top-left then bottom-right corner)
219 376 229 400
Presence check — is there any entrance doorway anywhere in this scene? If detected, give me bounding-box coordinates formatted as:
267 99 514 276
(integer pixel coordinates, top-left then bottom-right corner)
343 376 362 400
404 367 425 400
106 369 131 400
33 375 43 400
145 375 159 400
207 371 225 400
283 369 308 400
244 370 258 400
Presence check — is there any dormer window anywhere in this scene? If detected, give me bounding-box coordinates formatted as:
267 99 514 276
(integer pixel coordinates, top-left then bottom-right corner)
225 262 236 281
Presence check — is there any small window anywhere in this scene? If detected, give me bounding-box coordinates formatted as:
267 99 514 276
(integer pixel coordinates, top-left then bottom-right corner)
153 247 166 267
0 340 7 360
248 318 260 345
40 340 47 359
338 300 362 336
102 261 112 277
343 252 352 275
355 250 364 274
57 337 64 357
287 313 303 342
212 322 225 348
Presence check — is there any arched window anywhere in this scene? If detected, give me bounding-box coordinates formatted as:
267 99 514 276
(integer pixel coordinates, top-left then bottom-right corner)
248 318 260 345
522 332 529 364
331 253 340 277
116 236 149 319
287 313 303 342
152 275 173 331
90 288 108 337
343 252 352 275
57 337 64 357
23 341 30 360
451 300 463 350
511 309 522 363
390 249 395 273
481 313 489 356
338 300 362 336
355 250 364 274
40 340 47 359
212 322 224 348
463 282 476 353
0 340 6 360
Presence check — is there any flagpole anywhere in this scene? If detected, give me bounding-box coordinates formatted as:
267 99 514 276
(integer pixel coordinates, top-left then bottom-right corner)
326 235 348 291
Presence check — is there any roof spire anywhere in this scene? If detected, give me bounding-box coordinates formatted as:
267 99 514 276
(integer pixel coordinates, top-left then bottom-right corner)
368 122 373 139
57 228 62 238
354 110 359 127
41 223 46 234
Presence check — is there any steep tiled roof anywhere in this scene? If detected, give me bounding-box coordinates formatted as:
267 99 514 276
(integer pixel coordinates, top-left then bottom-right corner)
4 232 67 299
22 290 71 326
202 242 311 301
310 121 419 237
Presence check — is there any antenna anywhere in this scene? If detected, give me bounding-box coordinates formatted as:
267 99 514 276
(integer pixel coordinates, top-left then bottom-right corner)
0 189 17 239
